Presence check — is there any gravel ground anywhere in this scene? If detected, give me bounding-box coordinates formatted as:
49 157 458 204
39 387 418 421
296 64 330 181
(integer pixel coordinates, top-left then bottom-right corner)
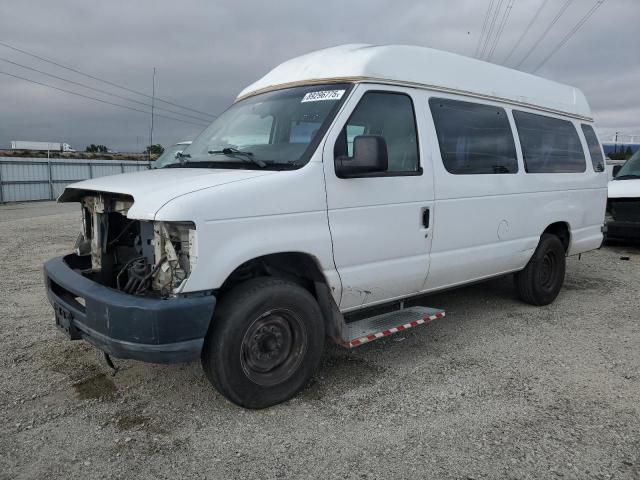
1 201 639 480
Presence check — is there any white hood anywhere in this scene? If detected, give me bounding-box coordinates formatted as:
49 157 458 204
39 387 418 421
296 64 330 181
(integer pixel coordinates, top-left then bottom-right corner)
608 178 640 199
59 168 276 220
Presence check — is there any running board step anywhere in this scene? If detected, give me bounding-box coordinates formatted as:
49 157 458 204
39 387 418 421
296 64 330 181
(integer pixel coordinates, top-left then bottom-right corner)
337 306 445 348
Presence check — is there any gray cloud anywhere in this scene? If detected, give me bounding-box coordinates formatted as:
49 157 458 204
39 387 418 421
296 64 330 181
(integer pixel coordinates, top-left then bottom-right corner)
1 0 638 151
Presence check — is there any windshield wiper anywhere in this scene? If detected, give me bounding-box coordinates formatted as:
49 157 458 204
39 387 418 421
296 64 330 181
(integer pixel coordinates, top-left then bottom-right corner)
208 147 266 168
614 174 640 180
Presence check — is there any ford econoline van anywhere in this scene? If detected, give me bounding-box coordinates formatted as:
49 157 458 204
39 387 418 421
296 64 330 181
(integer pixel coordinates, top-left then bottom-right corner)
44 44 608 408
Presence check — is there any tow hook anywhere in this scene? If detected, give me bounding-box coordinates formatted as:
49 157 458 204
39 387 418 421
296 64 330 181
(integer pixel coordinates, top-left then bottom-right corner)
103 352 119 376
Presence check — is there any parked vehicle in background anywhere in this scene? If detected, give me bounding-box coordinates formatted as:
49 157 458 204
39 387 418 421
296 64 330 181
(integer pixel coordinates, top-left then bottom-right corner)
606 149 640 240
11 141 75 152
606 157 627 179
153 141 192 168
43 44 607 408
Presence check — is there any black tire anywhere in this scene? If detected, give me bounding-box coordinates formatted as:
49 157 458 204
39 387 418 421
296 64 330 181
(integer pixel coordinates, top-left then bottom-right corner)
515 233 566 306
201 277 324 409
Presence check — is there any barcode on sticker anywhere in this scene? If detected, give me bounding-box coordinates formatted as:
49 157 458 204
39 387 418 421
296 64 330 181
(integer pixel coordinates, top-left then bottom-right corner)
301 90 345 102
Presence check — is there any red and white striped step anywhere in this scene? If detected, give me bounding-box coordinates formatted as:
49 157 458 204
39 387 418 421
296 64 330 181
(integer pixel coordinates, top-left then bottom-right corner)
337 306 445 348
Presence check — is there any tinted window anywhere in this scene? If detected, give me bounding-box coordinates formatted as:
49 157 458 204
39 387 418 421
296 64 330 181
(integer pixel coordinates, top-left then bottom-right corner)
334 92 419 173
581 124 605 172
429 98 517 174
513 111 586 173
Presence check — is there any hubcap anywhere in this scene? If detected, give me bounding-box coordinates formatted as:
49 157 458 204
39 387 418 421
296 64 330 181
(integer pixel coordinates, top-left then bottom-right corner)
240 309 307 386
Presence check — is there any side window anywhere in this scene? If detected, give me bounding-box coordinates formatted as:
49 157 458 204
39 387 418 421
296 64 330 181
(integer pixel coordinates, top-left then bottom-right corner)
581 124 605 172
334 91 420 174
512 111 586 173
428 98 518 174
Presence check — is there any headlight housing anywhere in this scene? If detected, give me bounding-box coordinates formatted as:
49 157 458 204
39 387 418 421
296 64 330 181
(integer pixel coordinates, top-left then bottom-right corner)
152 221 197 295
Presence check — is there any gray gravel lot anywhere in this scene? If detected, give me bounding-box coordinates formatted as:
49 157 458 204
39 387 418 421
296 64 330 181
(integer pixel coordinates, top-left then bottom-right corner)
1 201 639 480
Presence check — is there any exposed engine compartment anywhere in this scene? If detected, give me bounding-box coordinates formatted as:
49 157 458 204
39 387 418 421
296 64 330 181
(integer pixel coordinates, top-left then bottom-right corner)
74 193 196 297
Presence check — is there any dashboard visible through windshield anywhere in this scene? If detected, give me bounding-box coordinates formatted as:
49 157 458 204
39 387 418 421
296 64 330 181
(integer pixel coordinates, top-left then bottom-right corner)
161 83 352 170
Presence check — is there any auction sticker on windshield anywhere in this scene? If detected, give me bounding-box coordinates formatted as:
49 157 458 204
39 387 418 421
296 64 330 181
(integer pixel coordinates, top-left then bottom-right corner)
301 90 345 102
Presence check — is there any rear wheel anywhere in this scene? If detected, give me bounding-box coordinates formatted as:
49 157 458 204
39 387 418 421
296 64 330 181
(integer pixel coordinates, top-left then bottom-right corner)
201 277 324 409
515 233 566 306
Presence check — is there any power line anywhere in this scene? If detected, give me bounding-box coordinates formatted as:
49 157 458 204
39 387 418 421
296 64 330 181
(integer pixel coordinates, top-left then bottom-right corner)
532 0 605 73
479 0 505 59
0 57 214 123
475 0 496 58
0 40 216 119
0 70 209 127
514 0 573 69
486 0 516 61
502 0 549 66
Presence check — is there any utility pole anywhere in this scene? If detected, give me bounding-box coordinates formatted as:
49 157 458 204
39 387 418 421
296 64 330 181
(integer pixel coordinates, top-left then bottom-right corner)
614 131 619 154
149 67 156 161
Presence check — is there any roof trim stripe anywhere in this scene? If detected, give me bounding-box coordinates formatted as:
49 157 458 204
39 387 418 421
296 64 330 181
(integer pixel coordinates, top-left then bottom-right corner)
235 76 594 122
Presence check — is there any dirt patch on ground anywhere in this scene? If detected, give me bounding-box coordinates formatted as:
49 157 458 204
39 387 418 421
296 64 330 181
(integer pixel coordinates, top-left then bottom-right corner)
1 201 639 479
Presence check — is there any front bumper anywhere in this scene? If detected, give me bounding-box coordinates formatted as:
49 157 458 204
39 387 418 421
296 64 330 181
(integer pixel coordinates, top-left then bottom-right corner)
43 254 216 363
604 220 640 240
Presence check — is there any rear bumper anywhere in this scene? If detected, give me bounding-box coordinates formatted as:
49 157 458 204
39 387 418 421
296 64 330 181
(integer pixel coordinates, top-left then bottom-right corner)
605 220 640 240
43 254 216 363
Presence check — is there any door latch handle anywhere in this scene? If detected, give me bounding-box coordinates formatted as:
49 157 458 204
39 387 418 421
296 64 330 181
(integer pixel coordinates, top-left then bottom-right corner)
422 208 430 229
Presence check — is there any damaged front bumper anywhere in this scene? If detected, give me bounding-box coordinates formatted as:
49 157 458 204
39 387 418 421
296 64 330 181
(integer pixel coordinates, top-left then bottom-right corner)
43 254 216 363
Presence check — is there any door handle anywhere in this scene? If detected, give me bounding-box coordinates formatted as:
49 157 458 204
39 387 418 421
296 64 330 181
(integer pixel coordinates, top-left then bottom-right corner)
422 208 430 229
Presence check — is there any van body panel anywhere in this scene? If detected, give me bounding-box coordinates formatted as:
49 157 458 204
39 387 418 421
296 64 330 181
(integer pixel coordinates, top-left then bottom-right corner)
153 161 341 299
420 91 606 292
322 84 434 309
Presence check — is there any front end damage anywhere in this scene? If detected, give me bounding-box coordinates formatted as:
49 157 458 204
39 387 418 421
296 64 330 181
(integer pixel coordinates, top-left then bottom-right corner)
76 194 197 297
43 191 215 363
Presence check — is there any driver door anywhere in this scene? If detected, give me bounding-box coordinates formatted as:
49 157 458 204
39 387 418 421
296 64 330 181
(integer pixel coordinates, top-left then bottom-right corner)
322 85 434 311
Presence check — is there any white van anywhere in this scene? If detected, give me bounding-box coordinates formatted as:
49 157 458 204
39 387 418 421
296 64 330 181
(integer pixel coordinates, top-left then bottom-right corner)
606 150 640 239
44 45 607 408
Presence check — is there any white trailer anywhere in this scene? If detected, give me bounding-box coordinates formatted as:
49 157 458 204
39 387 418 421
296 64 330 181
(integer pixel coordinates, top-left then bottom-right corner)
11 141 75 152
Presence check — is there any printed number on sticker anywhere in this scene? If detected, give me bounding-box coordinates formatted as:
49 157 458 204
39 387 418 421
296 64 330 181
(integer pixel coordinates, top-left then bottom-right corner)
301 90 345 102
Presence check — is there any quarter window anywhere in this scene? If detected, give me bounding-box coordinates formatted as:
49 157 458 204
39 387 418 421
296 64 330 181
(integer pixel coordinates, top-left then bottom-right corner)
512 111 586 173
429 98 518 174
581 124 605 172
334 92 420 174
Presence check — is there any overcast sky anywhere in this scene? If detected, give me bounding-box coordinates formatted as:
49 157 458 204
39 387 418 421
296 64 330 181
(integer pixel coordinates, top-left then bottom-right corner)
0 0 638 151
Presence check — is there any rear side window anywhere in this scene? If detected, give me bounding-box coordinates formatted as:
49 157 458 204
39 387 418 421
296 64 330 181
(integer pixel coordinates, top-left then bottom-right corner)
581 124 605 172
334 91 420 174
429 98 518 174
512 111 586 173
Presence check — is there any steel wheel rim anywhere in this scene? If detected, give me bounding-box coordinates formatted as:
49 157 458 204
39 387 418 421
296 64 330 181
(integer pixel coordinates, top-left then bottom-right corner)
240 309 307 386
540 250 558 290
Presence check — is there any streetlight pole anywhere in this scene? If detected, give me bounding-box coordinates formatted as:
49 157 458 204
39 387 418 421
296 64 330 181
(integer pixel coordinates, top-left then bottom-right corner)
149 67 156 161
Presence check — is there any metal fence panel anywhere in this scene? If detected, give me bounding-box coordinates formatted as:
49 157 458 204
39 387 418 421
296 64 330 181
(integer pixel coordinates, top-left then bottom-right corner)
0 157 150 203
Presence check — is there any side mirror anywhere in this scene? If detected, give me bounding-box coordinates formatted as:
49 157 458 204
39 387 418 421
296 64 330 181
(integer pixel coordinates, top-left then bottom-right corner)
335 135 388 178
612 165 622 177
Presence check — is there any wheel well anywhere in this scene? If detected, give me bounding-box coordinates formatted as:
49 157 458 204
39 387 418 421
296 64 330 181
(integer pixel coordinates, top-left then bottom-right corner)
219 252 326 295
218 252 341 337
543 222 570 252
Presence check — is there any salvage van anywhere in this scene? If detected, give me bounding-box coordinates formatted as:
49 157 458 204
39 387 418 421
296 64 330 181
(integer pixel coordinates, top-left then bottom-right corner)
606 149 640 240
44 44 607 408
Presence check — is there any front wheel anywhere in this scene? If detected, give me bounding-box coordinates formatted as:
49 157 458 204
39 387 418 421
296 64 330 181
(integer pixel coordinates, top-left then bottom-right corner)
515 233 566 306
201 277 324 409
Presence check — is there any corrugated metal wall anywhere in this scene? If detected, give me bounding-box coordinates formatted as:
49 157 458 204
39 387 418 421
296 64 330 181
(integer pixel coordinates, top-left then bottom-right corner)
0 158 151 202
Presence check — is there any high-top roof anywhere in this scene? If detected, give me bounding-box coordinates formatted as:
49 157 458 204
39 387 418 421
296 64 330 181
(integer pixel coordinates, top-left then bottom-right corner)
237 44 592 120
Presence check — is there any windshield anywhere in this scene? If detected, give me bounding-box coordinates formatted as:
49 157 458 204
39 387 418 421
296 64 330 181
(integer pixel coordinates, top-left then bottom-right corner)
153 143 191 168
161 84 351 169
614 149 640 179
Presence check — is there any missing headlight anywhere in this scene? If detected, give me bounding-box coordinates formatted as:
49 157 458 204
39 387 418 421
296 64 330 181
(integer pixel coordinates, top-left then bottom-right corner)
151 221 197 297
